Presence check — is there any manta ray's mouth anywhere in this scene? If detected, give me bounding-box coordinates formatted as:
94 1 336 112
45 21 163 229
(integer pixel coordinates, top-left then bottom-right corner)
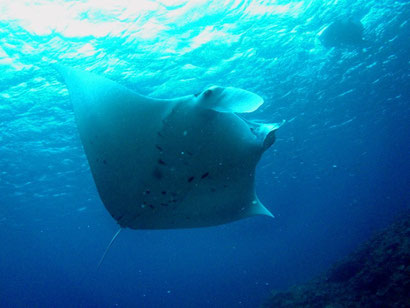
237 115 282 150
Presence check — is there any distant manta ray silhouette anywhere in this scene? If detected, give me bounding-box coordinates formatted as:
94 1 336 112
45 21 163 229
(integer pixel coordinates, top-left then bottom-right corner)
54 64 281 267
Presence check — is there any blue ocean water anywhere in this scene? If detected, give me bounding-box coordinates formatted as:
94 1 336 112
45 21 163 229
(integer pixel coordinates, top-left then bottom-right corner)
0 0 409 307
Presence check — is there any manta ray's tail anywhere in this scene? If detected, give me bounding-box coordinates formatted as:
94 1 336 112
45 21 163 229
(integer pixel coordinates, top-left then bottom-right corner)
97 228 122 269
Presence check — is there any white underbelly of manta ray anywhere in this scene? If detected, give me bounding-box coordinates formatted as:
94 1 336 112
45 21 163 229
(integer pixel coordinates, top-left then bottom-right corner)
55 65 281 230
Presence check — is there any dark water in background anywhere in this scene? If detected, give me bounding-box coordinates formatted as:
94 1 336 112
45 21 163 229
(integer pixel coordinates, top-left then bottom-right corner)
0 0 409 307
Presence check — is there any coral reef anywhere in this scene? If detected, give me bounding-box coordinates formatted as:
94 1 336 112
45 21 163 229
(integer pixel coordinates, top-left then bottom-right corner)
263 213 410 307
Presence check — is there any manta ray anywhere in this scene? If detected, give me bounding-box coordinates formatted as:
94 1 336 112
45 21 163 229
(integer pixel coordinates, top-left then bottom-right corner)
55 65 280 263
319 20 366 48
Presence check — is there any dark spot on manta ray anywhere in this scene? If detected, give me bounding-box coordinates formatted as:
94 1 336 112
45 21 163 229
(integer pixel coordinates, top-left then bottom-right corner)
201 172 209 179
161 191 167 195
158 159 167 166
186 151 193 156
194 92 200 97
160 203 168 206
103 159 107 165
157 132 163 138
187 176 195 183
155 145 163 151
149 204 155 209
144 190 150 195
204 89 213 97
153 168 163 180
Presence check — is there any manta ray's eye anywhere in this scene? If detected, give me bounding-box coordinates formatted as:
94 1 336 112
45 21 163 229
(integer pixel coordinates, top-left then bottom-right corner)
203 89 213 97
